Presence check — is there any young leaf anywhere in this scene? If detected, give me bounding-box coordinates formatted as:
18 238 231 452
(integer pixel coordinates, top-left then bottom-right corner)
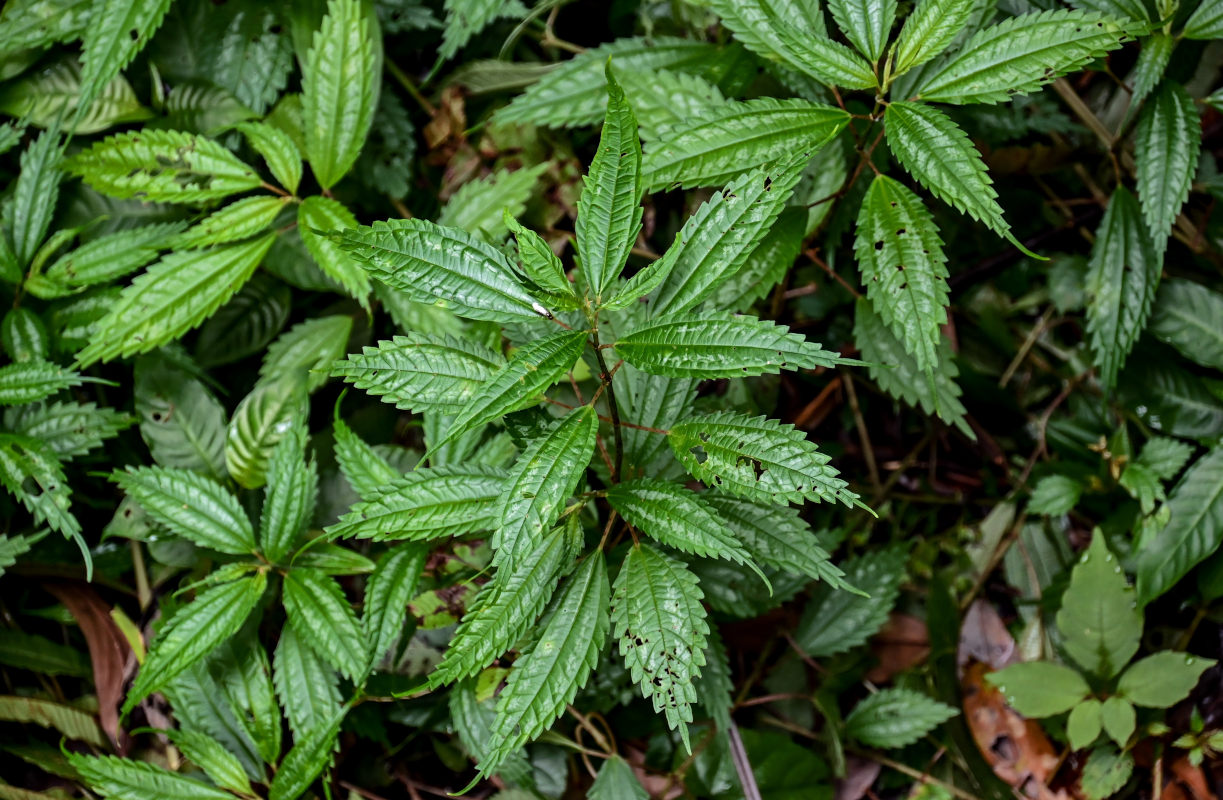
892 0 977 76
588 754 649 800
1029 474 1083 516
111 466 256 555
1067 699 1103 750
363 544 427 666
302 0 377 189
1149 280 1223 372
76 0 173 117
917 11 1138 105
267 705 348 800
1056 534 1141 678
985 662 1091 717
1084 188 1161 390
331 417 399 500
1100 696 1136 747
612 543 708 752
705 494 846 587
225 373 310 490
66 753 234 800
494 405 597 566
668 411 857 506
237 121 302 194
827 0 897 61
170 196 288 249
134 354 228 480
282 569 368 681
601 252 675 310
259 423 317 563
642 98 850 191
124 573 267 713
325 465 506 541
504 213 574 301
795 546 905 656
845 688 958 748
1136 446 1223 605
336 219 549 323
577 67 643 300
298 195 372 309
1117 652 1215 708
1134 82 1200 240
273 625 342 740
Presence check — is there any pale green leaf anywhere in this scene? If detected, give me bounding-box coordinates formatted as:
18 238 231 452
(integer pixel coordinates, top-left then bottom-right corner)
771 24 879 88
1117 652 1215 708
273 625 341 740
331 417 399 500
76 0 173 116
1029 474 1083 516
1149 280 1223 372
38 223 181 297
588 755 648 800
1068 699 1103 750
0 435 81 548
1136 446 1223 604
325 465 506 541
1127 33 1173 111
1136 436 1194 480
1 308 48 363
160 82 257 136
267 705 347 800
164 728 252 797
260 315 354 393
1100 696 1136 747
438 164 547 240
0 0 92 59
67 753 233 800
283 568 368 681
237 121 302 194
1135 82 1200 240
892 0 977 76
0 695 104 746
795 546 905 657
169 196 288 250
0 360 86 406
1081 748 1133 800
225 373 310 490
1057 533 1141 677
364 544 427 666
1184 0 1223 39
600 251 675 310
845 688 958 748
111 466 256 555
299 195 372 309
164 660 261 779
985 662 1091 717
705 494 846 587
291 542 375 575
504 213 574 300
259 423 317 562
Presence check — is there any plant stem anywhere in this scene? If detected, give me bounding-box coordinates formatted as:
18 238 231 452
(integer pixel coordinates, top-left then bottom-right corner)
590 327 624 481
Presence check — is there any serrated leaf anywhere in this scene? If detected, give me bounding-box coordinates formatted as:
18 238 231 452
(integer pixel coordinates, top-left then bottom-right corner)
3 400 131 461
0 630 91 677
259 423 317 562
301 0 377 189
260 315 354 393
601 251 674 311
642 98 849 191
0 360 85 406
267 705 347 800
845 688 957 748
892 0 977 75
1137 436 1194 480
771 24 879 88
236 121 302 194
195 273 291 367
170 196 287 249
438 164 547 240
1149 280 1223 372
112 466 256 554
884 101 1031 255
617 364 697 481
917 11 1138 105
0 435 81 550
588 755 649 800
298 195 372 309
1084 188 1161 390
479 553 609 776
494 406 597 566
0 0 92 60
337 219 549 323
1136 446 1223 604
504 213 573 300
669 410 856 506
292 543 375 575
67 753 233 800
76 0 172 117
612 543 708 752
1127 33 1173 111
0 695 104 746
1135 82 1200 241
163 660 260 779
209 638 280 767
617 68 726 141
65 129 262 203
273 625 341 740
124 573 267 713
226 373 310 489
705 494 846 587
134 354 227 479
364 544 427 665
1082 747 1133 800
332 332 505 414
795 545 905 656
1117 651 1215 708
1 308 48 363
325 465 506 541
1100 696 1135 747
827 0 896 60
282 568 368 681
4 127 61 267
1184 0 1223 39
1057 534 1141 677
38 223 181 297
986 661 1090 717
710 205 806 313
331 417 399 500
439 0 526 58
1029 474 1083 516
164 729 252 797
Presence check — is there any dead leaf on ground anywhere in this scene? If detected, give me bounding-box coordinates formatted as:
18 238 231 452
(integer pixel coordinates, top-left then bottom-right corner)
866 614 930 683
836 755 882 800
958 600 1018 674
1159 756 1212 800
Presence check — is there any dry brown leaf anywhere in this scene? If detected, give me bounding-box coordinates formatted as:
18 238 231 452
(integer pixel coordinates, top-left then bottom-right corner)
866 613 930 683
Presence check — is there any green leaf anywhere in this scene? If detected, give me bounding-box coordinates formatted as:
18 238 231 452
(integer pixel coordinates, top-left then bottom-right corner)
1067 699 1103 750
170 196 288 249
616 312 847 378
237 121 302 194
0 360 86 406
480 553 609 776
0 435 81 552
1056 533 1141 678
649 160 804 316
438 164 547 240
259 423 317 562
612 543 708 752
1117 651 1215 708
0 534 36 579
195 274 291 368
4 128 61 267
364 544 427 666
1 308 49 363
845 688 957 748
440 0 527 58
76 0 173 117
267 705 348 800
1071 0 1148 22
67 753 234 800
1136 446 1223 604
601 252 674 310
164 728 253 797
607 479 763 576
985 661 1091 717
1149 279 1223 372
1127 33 1173 111
1084 188 1162 390
576 68 642 300
337 219 549 323
705 494 846 587
710 206 806 313
438 330 587 449
298 195 372 309
504 213 574 301
854 175 949 382
668 410 857 506
884 101 1032 255
273 625 341 740
133 354 227 479
642 98 849 191
892 0 977 76
1029 474 1083 516
617 68 726 142
1184 0 1223 38
292 542 375 575
0 0 92 59
1100 696 1136 747
331 417 399 500
161 83 256 137
1135 82 1201 240
325 465 506 541
301 0 377 189
705 0 826 72
38 223 180 297
1081 747 1133 800
65 129 263 203
165 661 261 778
124 573 267 713
0 695 104 746
210 639 280 766
282 568 368 681
260 315 354 393
588 755 649 800
428 524 576 688
494 406 597 566
917 10 1138 105
1137 436 1195 480
226 373 310 490
795 546 905 657
331 332 505 414
771 24 879 88
111 466 256 555
827 0 896 60
0 630 91 677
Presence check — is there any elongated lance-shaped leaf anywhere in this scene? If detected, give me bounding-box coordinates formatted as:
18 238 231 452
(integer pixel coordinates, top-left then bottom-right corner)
439 163 547 239
617 365 698 481
617 68 726 142
436 330 587 450
273 625 341 740
65 129 263 203
577 67 643 300
612 543 708 752
827 0 896 60
325 465 506 541
854 175 949 383
0 435 81 562
211 638 280 768
1135 82 1200 241
651 159 805 316
364 544 427 666
607 479 764 581
260 316 354 393
601 247 677 310
5 127 61 268
331 332 505 414
669 411 857 506
893 0 985 76
336 219 549 323
267 705 348 800
111 466 256 555
76 0 172 119
1126 33 1173 112
771 23 879 88
705 0 827 70
1085 188 1161 390
5 400 133 460
259 423 317 563
132 354 225 480
706 494 847 587
38 222 182 297
299 196 372 309
164 660 260 778
845 688 958 748
124 573 266 713
479 553 610 777
66 752 235 800
331 417 399 500
1185 0 1223 38
884 101 1034 256
0 361 87 406
162 728 252 796
642 98 850 191
302 0 378 189
428 522 577 688
0 0 93 57
616 312 849 378
440 0 528 58
494 406 597 567
1149 280 1223 372
918 10 1139 105
504 212 575 301
75 233 275 366
796 545 906 656
169 196 288 250
1136 447 1223 605
283 568 368 682
237 121 302 194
